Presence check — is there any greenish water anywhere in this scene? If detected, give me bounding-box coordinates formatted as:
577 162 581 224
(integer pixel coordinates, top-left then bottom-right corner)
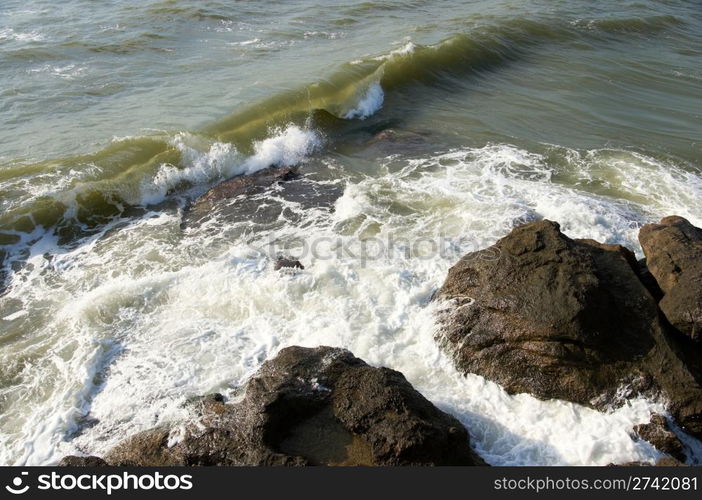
0 0 701 466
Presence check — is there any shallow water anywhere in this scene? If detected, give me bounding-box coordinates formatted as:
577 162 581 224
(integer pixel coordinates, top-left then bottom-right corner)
1 0 701 465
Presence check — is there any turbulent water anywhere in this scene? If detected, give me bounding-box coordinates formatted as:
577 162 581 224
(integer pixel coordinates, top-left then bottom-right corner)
1 0 702 466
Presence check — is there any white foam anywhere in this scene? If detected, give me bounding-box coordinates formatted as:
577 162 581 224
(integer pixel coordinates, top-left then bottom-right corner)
303 31 345 40
392 40 417 56
142 125 320 205
374 40 416 61
143 136 241 205
225 38 296 51
242 125 321 174
2 310 28 321
0 28 44 42
28 64 86 80
2 144 702 466
343 82 384 120
227 38 261 46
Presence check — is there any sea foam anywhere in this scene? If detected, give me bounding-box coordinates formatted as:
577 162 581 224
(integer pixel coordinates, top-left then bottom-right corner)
343 82 385 120
3 143 701 466
143 125 320 206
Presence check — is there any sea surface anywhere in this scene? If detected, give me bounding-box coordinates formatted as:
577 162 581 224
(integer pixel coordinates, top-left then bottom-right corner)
1 0 701 465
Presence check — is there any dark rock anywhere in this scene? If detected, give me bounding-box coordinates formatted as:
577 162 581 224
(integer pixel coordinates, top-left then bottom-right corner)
58 456 108 466
639 216 702 343
435 220 702 439
634 414 687 462
181 165 343 230
435 220 658 405
100 346 484 466
198 166 298 207
274 257 304 271
183 166 298 225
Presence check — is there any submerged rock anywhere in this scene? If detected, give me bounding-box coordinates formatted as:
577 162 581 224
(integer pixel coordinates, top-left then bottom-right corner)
633 414 687 462
361 128 432 156
639 216 702 344
86 346 484 466
435 219 702 439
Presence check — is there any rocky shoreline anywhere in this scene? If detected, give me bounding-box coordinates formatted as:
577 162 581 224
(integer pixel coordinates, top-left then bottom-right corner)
61 215 702 466
61 346 485 466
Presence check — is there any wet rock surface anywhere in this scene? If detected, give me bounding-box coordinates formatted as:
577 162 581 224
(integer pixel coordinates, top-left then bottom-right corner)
195 166 299 209
274 257 304 271
181 165 343 229
639 216 702 344
77 346 485 466
435 220 660 405
633 414 687 462
435 219 702 439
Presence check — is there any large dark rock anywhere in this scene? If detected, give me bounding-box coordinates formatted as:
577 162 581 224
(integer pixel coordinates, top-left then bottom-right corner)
639 216 702 344
98 346 484 466
633 414 687 462
435 220 657 405
435 220 702 438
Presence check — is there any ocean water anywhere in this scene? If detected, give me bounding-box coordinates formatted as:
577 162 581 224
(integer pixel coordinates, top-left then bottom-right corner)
1 0 702 466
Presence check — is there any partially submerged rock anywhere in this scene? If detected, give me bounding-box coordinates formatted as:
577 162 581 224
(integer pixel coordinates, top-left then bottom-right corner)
639 216 702 344
185 166 298 222
435 219 702 439
633 414 687 462
89 347 484 466
181 165 343 229
357 128 433 157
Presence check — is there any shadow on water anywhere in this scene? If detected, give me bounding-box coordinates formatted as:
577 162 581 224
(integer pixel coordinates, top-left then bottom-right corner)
435 403 570 466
